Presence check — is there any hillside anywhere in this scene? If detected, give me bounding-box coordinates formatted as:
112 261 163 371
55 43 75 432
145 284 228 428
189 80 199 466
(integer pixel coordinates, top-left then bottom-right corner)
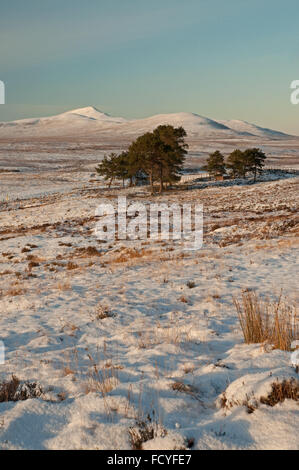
0 107 295 140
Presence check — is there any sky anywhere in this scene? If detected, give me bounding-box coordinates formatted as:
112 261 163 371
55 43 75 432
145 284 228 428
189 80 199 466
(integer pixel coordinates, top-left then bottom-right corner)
0 0 298 134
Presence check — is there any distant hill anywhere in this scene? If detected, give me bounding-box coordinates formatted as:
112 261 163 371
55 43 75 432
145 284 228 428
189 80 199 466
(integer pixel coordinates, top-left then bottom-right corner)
0 106 296 140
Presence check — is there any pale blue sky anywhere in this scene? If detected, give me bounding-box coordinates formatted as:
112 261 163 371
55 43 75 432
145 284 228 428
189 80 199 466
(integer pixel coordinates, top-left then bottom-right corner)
0 0 298 134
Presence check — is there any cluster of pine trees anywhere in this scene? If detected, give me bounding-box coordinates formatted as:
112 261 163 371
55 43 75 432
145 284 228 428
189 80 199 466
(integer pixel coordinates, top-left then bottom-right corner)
96 125 188 193
203 148 267 181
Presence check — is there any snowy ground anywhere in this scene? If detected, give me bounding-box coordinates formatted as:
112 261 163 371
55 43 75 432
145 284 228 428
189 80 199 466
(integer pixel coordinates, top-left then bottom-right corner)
0 168 298 450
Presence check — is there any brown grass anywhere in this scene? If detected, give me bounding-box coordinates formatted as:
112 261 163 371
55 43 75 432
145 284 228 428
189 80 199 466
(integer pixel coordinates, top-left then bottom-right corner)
234 291 298 351
28 261 39 270
4 285 26 297
0 375 43 402
260 379 299 406
129 412 167 450
76 246 101 257
113 248 152 264
170 381 198 398
56 281 71 291
221 378 299 413
94 304 114 320
187 281 196 289
84 354 119 397
66 261 78 270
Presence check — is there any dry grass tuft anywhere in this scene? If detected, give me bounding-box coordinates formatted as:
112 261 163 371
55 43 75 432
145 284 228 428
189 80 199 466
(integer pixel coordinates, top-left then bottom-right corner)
76 246 101 258
171 381 195 394
114 248 152 264
28 261 39 270
234 291 298 351
84 354 119 397
95 304 114 320
187 281 196 289
260 378 299 406
221 378 299 413
56 281 71 291
129 411 167 450
66 261 78 270
4 284 26 297
63 367 75 377
0 375 43 402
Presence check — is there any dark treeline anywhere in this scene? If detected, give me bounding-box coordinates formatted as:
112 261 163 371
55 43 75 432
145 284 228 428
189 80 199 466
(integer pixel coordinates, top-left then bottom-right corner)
96 125 267 192
203 148 267 182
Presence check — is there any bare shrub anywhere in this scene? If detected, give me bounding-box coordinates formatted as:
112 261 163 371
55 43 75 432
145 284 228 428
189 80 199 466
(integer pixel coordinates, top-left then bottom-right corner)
0 375 43 402
234 291 298 351
187 281 195 289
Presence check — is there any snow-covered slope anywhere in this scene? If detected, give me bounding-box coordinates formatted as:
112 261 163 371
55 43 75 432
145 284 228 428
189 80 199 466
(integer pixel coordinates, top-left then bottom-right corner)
0 171 298 450
119 112 233 137
0 107 295 140
219 119 291 139
60 106 127 123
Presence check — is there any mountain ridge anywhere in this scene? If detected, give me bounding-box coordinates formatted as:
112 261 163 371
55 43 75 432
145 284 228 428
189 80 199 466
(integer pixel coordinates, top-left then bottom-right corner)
0 107 296 140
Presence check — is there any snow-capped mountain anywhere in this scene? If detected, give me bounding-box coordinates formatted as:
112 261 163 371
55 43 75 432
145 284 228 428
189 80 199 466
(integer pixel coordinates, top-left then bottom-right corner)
60 106 127 123
0 106 295 140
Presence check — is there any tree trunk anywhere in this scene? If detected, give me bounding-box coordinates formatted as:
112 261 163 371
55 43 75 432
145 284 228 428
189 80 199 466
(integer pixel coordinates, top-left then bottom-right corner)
159 167 163 193
149 171 154 195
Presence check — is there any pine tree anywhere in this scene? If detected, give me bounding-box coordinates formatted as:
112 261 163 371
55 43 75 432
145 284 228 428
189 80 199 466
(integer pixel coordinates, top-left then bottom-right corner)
127 132 159 193
243 148 266 182
127 125 188 193
96 153 120 188
115 151 130 187
152 125 188 192
226 149 247 178
203 150 226 178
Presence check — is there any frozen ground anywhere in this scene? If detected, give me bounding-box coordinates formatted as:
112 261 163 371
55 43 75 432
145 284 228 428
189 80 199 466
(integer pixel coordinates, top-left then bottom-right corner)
0 168 298 450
